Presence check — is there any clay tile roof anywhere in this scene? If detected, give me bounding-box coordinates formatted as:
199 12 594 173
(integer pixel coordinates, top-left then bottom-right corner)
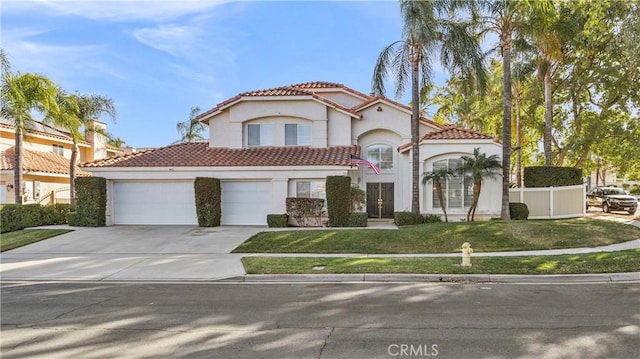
397 126 498 152
1 147 91 176
290 81 373 100
81 142 362 168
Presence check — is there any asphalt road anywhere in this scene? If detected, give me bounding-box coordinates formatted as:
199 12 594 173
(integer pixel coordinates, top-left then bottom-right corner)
1 282 639 359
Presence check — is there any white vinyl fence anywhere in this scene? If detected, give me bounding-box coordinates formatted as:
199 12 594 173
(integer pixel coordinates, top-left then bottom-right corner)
509 184 586 219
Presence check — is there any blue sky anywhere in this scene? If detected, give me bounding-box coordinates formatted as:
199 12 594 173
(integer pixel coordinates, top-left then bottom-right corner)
2 0 447 148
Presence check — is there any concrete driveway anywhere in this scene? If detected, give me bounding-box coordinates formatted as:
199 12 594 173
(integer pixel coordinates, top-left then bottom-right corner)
0 226 263 282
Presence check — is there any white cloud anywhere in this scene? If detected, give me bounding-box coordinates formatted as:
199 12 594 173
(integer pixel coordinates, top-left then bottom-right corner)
132 24 203 56
2 0 229 22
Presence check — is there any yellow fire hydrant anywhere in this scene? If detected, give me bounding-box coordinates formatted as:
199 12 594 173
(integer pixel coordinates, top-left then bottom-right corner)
461 242 473 267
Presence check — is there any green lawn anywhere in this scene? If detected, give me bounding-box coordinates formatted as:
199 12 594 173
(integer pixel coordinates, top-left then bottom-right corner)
1 229 72 252
242 249 640 275
233 218 640 254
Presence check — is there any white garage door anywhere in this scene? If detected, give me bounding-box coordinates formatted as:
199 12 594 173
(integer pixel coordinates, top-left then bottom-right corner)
222 182 271 225
113 181 197 225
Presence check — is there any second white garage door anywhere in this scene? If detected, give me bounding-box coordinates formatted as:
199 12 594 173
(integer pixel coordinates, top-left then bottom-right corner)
222 181 271 225
113 181 197 225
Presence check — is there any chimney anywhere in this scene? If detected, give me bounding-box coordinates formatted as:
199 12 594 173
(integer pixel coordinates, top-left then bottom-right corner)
85 120 108 161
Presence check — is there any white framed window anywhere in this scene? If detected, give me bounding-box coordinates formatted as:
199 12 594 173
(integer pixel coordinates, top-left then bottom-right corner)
431 158 473 210
285 124 311 146
52 144 64 156
366 144 393 170
296 181 326 199
247 124 274 146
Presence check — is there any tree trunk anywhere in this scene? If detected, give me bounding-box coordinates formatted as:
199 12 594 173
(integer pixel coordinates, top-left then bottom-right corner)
69 141 78 206
14 129 24 204
435 181 448 222
543 67 553 166
515 86 522 188
411 56 421 214
500 30 512 221
467 181 481 222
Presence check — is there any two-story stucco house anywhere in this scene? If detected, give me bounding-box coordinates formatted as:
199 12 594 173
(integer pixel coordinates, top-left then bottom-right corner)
0 118 121 204
81 82 502 226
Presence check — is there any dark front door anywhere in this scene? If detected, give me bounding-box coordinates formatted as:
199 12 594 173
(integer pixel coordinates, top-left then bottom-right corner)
366 183 394 218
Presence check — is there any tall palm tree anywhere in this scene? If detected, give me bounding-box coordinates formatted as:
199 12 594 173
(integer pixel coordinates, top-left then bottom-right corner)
459 148 502 222
372 0 485 214
422 167 456 222
175 106 205 143
1 70 59 203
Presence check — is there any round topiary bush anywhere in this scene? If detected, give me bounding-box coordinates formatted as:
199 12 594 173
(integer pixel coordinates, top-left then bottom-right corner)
509 202 530 220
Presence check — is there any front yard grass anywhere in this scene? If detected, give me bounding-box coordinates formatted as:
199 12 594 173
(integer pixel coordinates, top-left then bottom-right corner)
1 229 72 252
233 218 640 254
242 249 640 274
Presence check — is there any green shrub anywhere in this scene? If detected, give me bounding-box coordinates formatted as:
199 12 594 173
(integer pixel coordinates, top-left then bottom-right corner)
0 203 76 233
509 202 530 220
74 177 107 227
423 214 443 223
394 212 424 226
326 176 351 227
67 212 78 226
347 212 368 227
629 184 640 195
194 177 221 227
267 214 289 228
350 185 366 211
286 198 324 227
524 166 583 187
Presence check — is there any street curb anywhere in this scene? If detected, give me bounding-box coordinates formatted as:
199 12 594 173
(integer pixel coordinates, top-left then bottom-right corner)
237 272 640 284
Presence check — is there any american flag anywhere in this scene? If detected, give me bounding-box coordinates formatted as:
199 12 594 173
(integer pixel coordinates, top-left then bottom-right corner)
349 154 381 175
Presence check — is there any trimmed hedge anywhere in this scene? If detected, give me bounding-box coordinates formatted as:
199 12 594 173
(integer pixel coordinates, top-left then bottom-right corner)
347 212 368 227
423 214 443 223
509 202 530 220
326 176 351 227
267 214 289 228
194 177 221 227
1 203 75 233
286 197 324 227
524 166 583 187
73 177 107 227
394 211 424 226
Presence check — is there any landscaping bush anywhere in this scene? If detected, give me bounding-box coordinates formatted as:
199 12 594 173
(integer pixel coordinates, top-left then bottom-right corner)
523 166 583 187
423 214 443 223
629 184 640 195
0 203 75 233
350 184 366 211
194 177 221 227
347 212 368 227
509 202 530 220
74 177 107 227
326 176 351 227
286 198 324 226
394 211 424 226
267 214 289 228
67 212 78 226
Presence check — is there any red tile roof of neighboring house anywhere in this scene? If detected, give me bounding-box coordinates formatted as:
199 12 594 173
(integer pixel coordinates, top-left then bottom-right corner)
81 142 361 168
398 126 499 151
1 147 91 176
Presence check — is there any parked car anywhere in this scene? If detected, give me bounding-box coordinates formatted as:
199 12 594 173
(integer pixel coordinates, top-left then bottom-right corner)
586 187 638 214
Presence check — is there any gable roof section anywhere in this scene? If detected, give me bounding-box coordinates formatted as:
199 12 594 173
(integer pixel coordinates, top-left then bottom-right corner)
290 81 373 100
352 96 443 129
81 142 361 168
197 83 363 122
398 126 499 152
1 147 91 176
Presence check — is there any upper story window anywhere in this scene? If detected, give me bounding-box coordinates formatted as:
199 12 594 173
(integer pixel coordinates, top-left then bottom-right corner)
285 124 311 146
52 144 64 156
247 124 274 146
366 144 393 170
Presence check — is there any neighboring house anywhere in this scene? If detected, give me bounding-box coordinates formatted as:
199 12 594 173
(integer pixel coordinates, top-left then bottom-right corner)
0 118 121 204
81 81 502 226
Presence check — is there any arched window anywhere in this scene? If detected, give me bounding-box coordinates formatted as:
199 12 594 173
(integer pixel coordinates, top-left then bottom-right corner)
366 144 393 170
431 158 473 210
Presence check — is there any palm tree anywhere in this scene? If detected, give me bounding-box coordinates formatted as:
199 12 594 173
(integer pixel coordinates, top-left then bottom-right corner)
1 70 59 203
372 0 485 214
175 106 205 143
459 148 502 221
422 167 456 222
